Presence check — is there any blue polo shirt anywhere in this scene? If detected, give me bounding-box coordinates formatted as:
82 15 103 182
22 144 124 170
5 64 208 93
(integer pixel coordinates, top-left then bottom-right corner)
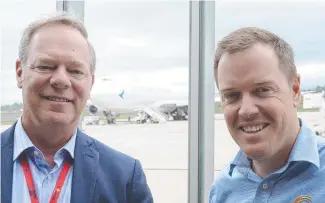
209 119 325 203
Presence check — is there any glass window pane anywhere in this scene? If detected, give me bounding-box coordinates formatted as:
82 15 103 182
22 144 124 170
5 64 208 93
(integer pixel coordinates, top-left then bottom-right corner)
214 0 325 178
84 2 189 203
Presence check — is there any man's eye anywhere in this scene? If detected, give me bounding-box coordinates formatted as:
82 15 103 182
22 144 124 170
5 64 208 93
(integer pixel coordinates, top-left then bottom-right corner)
255 87 274 97
71 70 84 75
36 66 54 71
255 87 271 93
223 93 240 101
70 69 88 79
256 87 270 92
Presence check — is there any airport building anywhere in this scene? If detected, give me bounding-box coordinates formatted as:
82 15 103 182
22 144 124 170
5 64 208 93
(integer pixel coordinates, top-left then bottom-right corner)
302 91 325 109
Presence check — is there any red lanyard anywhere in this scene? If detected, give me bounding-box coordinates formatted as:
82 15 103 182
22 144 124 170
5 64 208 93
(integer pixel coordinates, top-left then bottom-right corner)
20 153 71 203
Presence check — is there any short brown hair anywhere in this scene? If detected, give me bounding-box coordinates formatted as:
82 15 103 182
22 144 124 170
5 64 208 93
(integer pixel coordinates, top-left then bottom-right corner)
214 27 296 86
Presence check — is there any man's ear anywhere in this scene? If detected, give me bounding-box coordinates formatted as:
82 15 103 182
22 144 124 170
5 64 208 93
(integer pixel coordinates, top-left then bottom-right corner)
292 74 301 108
16 60 24 89
90 72 95 90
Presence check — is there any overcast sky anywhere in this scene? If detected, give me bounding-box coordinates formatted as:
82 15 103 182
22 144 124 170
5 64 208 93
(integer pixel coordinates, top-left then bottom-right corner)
1 0 325 105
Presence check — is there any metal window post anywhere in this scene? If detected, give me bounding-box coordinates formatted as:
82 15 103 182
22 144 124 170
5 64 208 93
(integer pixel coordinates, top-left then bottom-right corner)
56 0 85 22
188 1 215 203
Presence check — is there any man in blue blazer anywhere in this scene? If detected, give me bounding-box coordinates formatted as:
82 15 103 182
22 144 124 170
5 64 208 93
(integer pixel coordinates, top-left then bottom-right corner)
1 13 153 203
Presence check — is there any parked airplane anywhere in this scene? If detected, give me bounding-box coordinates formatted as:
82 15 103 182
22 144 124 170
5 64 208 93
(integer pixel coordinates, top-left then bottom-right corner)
85 75 220 124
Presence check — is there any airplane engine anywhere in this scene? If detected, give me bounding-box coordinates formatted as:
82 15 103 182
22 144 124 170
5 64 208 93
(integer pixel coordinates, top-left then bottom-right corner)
88 104 99 115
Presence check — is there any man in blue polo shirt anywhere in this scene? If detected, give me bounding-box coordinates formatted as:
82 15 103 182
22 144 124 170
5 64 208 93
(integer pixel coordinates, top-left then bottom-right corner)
210 27 325 203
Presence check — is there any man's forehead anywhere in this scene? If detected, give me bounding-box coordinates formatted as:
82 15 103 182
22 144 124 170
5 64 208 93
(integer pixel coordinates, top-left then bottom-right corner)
219 43 278 64
218 66 275 85
217 45 283 84
29 25 89 50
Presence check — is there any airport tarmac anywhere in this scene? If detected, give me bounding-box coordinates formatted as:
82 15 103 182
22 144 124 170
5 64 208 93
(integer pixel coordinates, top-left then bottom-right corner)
1 112 324 203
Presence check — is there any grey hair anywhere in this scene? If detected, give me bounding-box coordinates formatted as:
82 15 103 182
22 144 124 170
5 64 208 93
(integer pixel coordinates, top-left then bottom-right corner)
19 12 96 72
214 27 296 86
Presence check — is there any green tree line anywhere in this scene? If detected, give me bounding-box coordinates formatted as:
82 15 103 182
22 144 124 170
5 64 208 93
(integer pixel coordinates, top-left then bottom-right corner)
1 102 23 112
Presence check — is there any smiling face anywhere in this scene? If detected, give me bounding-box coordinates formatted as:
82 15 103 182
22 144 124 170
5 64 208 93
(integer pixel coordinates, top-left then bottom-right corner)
16 24 94 126
217 43 301 161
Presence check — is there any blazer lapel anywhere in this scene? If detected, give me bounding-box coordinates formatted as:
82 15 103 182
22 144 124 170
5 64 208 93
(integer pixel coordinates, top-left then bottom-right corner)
1 124 16 203
71 130 99 203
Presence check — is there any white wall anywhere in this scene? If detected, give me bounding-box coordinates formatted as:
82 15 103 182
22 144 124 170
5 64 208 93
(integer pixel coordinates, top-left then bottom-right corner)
303 92 324 109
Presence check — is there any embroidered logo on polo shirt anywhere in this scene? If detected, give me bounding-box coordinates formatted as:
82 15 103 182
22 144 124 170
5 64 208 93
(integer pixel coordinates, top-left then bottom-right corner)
294 195 312 203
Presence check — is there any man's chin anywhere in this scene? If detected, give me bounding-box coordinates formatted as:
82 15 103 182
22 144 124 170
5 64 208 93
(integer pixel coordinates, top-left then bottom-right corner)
243 146 270 161
42 112 75 126
247 154 269 161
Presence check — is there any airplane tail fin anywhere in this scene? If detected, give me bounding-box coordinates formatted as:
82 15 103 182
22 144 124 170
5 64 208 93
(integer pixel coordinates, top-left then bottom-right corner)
119 90 125 99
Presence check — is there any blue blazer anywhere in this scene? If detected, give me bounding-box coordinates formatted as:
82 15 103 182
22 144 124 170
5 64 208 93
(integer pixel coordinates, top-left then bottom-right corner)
1 123 154 203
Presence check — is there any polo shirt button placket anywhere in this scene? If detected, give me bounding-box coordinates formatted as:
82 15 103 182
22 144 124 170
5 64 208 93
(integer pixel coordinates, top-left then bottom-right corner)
262 183 269 190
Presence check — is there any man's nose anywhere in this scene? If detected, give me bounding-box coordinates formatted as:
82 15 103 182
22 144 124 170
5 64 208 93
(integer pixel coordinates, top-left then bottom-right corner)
50 67 72 89
238 94 259 119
